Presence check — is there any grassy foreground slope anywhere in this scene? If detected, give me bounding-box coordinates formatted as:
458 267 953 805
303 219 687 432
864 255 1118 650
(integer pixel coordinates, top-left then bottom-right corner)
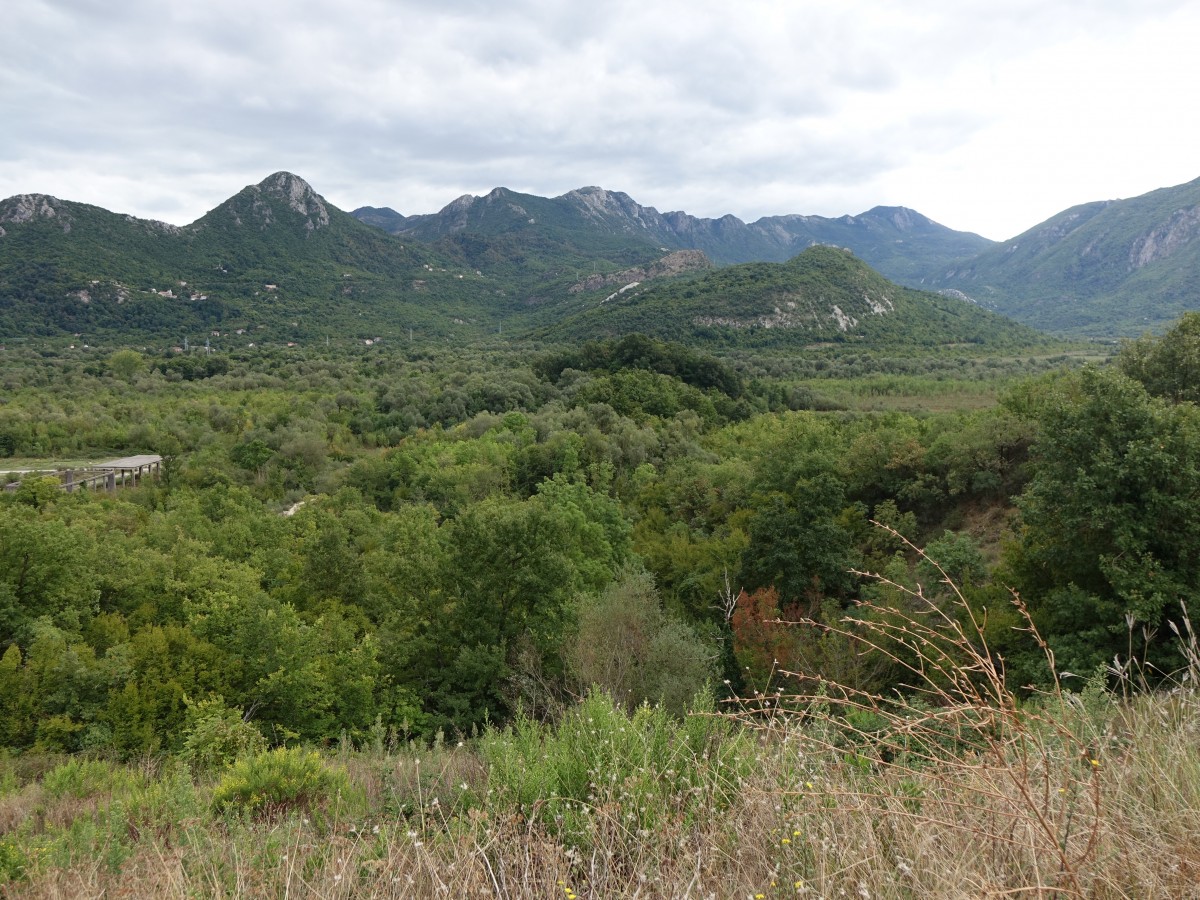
1 653 1196 897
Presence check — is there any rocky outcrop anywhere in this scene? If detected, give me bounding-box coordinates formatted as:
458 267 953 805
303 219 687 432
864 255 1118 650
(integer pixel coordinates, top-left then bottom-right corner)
569 249 712 293
259 172 331 231
694 298 811 330
0 194 71 233
125 215 181 235
1129 204 1200 269
563 186 667 232
691 286 889 333
937 288 975 304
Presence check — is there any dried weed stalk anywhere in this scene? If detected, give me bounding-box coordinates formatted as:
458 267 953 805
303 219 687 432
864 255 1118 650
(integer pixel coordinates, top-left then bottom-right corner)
727 522 1106 896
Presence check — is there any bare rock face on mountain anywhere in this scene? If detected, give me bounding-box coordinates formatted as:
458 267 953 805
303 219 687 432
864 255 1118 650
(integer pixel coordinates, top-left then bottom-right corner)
931 175 1200 334
262 172 331 228
208 172 332 234
642 249 712 278
0 194 71 235
569 250 713 293
1129 204 1200 269
562 186 669 232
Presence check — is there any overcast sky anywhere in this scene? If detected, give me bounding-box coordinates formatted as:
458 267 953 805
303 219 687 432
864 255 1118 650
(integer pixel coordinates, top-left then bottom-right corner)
3 1 1198 241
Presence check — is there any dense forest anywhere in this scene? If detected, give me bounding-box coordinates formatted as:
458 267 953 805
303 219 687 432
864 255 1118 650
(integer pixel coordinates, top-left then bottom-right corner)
2 325 1195 750
2 323 1199 894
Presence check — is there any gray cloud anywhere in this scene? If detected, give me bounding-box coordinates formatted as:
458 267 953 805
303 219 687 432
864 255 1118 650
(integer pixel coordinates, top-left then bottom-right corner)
3 0 1198 237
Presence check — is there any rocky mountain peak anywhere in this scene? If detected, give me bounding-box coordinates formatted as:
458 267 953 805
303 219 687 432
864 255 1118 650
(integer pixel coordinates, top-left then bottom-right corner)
255 172 331 229
564 185 612 208
564 185 624 206
869 206 928 230
0 193 72 235
441 194 478 215
563 186 655 226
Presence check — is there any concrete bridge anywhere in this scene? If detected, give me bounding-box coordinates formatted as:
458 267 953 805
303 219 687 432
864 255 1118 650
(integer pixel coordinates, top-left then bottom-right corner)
3 454 163 494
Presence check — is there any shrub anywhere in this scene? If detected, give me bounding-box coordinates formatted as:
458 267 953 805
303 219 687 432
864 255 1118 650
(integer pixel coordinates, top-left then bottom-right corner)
480 687 752 848
568 568 715 715
41 758 140 800
212 747 348 819
740 523 1109 896
0 837 28 885
126 760 202 835
179 697 267 771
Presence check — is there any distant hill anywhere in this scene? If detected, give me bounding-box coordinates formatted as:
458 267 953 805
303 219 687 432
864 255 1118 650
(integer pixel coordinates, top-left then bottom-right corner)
930 176 1200 335
350 206 409 232
0 192 226 339
540 245 1045 351
0 173 490 342
0 173 730 344
354 186 994 282
9 169 1200 343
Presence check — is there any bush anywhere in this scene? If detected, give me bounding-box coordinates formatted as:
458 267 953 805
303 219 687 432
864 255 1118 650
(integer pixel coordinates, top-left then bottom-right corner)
179 697 267 771
748 523 1111 895
41 758 140 800
212 747 349 819
480 687 752 848
0 837 29 884
568 568 715 715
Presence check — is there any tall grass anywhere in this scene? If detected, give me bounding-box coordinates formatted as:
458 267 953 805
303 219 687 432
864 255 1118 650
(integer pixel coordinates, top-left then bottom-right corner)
1 538 1198 896
723 523 1200 897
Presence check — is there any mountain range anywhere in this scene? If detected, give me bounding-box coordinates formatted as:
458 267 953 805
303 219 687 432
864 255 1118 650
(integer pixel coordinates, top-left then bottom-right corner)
353 186 992 280
0 173 475 342
2 170 1199 345
354 176 1200 336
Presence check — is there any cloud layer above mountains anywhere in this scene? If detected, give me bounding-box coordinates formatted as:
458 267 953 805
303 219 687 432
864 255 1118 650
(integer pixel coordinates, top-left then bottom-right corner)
3 0 1198 239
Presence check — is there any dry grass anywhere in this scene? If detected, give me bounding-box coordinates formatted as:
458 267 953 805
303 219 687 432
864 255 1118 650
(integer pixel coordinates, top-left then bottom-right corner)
722 523 1200 898
2 717 1198 899
3 533 1199 897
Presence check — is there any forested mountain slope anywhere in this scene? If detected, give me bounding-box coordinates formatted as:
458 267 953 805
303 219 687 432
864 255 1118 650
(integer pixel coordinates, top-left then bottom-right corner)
355 184 994 279
930 175 1200 334
3 172 1034 349
0 173 486 341
542 245 1045 350
8 169 1200 342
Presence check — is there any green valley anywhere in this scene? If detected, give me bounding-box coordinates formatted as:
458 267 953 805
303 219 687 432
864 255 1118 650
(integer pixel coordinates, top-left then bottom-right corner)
1 170 1199 898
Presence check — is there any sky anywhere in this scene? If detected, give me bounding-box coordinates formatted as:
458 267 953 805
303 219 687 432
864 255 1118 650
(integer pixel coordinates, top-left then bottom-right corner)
3 0 1199 242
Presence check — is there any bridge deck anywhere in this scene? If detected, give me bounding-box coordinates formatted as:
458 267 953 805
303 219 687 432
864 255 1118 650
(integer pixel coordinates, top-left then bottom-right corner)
100 455 163 469
4 455 163 493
